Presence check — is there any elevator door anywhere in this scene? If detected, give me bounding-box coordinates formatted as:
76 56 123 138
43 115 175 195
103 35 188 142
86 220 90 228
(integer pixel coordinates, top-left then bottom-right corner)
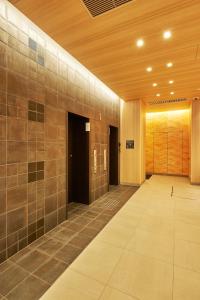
68 113 89 204
109 126 119 185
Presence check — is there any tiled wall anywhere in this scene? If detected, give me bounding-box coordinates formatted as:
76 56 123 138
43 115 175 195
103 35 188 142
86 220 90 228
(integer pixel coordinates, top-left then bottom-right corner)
146 110 190 176
0 1 120 263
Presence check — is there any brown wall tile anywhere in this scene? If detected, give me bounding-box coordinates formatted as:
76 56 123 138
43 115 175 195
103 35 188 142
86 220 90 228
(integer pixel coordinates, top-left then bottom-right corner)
7 141 28 163
7 207 27 234
7 185 27 211
7 118 27 141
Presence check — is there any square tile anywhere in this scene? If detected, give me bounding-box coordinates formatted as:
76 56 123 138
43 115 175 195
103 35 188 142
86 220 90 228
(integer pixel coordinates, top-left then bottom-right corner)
100 287 137 300
174 239 200 272
16 250 49 272
55 244 82 264
126 229 174 263
6 275 50 300
40 269 104 300
37 238 63 256
175 221 200 244
0 264 29 296
34 258 68 284
173 266 200 300
71 240 122 284
109 251 173 300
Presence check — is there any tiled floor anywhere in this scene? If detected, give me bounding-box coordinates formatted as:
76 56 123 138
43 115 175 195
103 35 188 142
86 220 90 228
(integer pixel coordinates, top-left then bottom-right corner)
41 175 200 300
0 185 137 300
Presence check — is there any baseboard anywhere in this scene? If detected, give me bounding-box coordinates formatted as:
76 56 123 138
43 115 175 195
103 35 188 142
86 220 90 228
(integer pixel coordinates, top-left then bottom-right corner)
190 181 200 185
120 182 141 187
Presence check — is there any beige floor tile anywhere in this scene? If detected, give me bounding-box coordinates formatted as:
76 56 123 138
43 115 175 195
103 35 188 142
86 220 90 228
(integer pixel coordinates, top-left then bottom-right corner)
95 221 136 249
138 214 174 237
100 287 137 300
40 269 104 300
174 209 200 227
175 221 200 244
109 251 173 300
70 240 122 284
145 205 174 218
173 266 200 300
126 229 174 263
174 239 200 272
174 197 200 212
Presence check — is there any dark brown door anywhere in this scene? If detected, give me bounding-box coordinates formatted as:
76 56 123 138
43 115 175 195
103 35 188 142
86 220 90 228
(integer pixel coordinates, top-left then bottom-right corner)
68 113 89 204
109 126 119 185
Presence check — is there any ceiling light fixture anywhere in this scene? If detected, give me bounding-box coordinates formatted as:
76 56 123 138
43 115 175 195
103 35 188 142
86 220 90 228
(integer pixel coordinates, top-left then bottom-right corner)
170 91 175 95
136 39 144 48
169 80 174 84
146 66 152 72
152 83 157 87
156 93 160 97
166 62 173 68
163 30 172 39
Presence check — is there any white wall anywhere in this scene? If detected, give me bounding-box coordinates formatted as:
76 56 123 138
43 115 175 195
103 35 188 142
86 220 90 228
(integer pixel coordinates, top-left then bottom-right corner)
120 99 145 185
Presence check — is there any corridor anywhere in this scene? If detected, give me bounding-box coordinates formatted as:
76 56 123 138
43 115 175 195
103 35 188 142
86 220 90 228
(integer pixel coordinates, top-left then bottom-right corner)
42 175 200 300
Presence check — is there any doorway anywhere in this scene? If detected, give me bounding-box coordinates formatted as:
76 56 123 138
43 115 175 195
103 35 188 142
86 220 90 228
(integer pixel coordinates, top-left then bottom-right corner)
109 125 119 185
68 112 89 204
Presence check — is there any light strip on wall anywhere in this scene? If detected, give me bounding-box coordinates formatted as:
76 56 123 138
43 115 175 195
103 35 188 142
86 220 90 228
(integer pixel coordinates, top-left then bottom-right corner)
146 109 189 118
1 0 122 102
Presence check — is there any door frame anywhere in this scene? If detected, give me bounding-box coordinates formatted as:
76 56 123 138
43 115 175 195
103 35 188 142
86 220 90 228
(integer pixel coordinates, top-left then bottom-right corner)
66 111 91 209
108 125 119 188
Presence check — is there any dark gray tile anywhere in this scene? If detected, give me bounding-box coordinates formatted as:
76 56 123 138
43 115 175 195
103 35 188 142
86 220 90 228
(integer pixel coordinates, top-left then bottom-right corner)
37 238 63 256
28 38 37 51
65 221 84 232
69 233 92 248
0 264 29 296
0 260 13 273
16 250 49 273
50 228 76 243
79 227 99 238
6 275 50 300
73 216 92 226
55 244 82 264
10 246 32 263
34 258 67 284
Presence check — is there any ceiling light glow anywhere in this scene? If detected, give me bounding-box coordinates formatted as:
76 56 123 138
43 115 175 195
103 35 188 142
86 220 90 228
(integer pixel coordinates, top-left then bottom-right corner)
163 30 172 39
152 83 157 87
156 93 160 97
136 39 144 48
166 62 173 68
169 80 174 84
146 66 153 72
170 91 175 95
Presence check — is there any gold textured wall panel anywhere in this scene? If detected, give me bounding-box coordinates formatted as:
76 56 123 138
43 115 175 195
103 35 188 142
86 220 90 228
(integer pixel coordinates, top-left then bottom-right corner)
146 110 190 176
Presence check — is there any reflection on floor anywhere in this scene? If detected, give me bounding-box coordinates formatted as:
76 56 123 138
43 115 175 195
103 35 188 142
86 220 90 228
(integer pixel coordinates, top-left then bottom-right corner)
0 185 137 300
41 175 200 300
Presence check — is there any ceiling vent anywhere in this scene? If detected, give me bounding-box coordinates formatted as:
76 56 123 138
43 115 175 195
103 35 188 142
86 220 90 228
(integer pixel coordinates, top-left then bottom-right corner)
82 0 133 17
148 98 187 105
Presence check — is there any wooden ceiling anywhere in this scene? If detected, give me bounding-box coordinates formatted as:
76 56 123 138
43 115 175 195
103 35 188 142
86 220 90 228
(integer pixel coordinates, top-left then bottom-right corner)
10 0 200 104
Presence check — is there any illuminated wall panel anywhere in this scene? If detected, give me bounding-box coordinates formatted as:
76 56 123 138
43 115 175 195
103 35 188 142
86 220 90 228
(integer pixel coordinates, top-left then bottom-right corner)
146 110 190 176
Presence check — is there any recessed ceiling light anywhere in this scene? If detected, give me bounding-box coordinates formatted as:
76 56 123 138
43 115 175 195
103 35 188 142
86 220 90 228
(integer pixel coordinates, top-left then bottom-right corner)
146 66 152 72
166 62 173 68
169 80 174 84
156 93 160 97
152 83 157 87
170 91 175 95
163 30 172 39
136 39 144 48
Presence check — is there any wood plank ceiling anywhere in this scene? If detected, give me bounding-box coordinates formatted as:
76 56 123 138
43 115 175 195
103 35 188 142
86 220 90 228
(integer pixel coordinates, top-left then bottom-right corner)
9 0 200 104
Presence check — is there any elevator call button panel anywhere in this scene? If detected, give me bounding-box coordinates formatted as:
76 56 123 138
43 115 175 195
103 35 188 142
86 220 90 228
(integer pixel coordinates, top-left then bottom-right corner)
126 140 134 149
